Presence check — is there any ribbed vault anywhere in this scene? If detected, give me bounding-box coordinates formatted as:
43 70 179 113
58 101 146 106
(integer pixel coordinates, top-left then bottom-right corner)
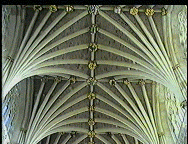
2 5 187 144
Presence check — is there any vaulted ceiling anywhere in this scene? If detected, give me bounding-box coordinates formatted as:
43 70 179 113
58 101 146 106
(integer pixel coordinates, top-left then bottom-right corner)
2 5 187 144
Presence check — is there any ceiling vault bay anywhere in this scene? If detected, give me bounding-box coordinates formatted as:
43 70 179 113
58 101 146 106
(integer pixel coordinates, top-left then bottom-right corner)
2 5 187 144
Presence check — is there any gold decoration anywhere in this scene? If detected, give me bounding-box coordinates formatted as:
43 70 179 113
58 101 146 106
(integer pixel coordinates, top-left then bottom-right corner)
33 5 42 11
88 106 95 111
88 43 98 52
130 7 139 15
87 92 96 100
161 7 168 16
139 79 145 86
65 5 74 13
88 119 95 125
123 78 130 85
49 5 57 13
114 6 121 14
88 142 95 144
88 61 97 70
88 131 96 138
145 8 155 16
87 77 97 85
109 79 116 86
